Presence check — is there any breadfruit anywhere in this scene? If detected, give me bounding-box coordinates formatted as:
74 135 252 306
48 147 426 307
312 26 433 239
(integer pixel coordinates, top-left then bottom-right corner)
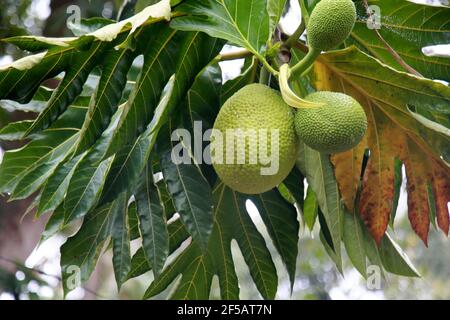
294 91 367 154
211 84 298 194
307 0 356 51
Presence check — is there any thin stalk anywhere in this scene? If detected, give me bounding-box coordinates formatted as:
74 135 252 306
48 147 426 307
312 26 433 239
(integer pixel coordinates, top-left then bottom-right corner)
362 0 422 77
289 47 320 79
285 19 305 49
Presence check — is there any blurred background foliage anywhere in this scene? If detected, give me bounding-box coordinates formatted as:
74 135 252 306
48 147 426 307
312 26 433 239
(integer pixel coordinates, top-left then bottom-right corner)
0 0 449 300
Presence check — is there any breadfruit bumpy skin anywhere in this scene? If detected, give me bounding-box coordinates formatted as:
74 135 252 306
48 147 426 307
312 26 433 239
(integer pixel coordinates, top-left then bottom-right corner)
294 92 367 154
307 0 356 51
212 84 298 194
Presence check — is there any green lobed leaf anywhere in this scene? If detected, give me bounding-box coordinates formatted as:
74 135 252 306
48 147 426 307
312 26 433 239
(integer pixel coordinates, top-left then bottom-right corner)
178 64 223 186
297 142 343 265
60 202 116 296
318 209 343 274
135 163 169 277
144 183 278 300
389 158 403 228
25 42 108 134
0 48 70 103
343 211 367 278
128 202 141 240
111 192 132 289
75 48 136 154
158 126 214 251
99 74 176 204
0 86 90 114
68 18 116 36
282 166 305 209
40 203 65 244
220 58 257 104
350 0 450 81
303 186 318 231
103 25 182 154
361 220 385 276
0 105 86 195
267 0 287 36
36 153 85 217
58 105 124 227
0 120 33 141
171 0 270 57
379 233 421 277
127 218 189 280
317 46 450 162
3 36 77 52
144 243 207 299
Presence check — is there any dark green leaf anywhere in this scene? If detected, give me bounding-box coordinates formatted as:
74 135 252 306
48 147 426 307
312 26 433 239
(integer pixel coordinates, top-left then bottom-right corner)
63 156 114 225
297 142 343 261
75 48 135 154
282 166 304 208
36 153 84 216
350 0 450 81
389 158 403 228
111 192 131 289
135 163 169 277
144 183 278 300
158 134 214 250
0 120 33 141
0 106 86 195
250 189 299 289
221 58 257 104
127 218 189 279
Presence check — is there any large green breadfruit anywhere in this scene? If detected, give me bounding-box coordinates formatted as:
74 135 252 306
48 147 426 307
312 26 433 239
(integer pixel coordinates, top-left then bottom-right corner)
294 91 367 154
308 0 356 51
211 84 298 194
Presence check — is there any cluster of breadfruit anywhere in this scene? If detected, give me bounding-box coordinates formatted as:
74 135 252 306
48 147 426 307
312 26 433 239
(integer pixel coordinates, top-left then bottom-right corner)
211 0 367 194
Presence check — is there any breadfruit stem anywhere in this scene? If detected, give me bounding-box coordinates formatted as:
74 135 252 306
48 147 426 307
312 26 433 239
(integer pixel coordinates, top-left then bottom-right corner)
289 47 320 79
285 19 306 49
259 66 271 85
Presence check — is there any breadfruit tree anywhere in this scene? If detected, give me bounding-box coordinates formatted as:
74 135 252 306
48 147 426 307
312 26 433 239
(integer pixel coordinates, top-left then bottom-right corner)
0 0 448 299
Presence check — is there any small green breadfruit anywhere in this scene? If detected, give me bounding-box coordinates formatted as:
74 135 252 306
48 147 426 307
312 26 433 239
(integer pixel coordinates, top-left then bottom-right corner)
294 91 367 154
308 0 356 51
211 84 298 194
